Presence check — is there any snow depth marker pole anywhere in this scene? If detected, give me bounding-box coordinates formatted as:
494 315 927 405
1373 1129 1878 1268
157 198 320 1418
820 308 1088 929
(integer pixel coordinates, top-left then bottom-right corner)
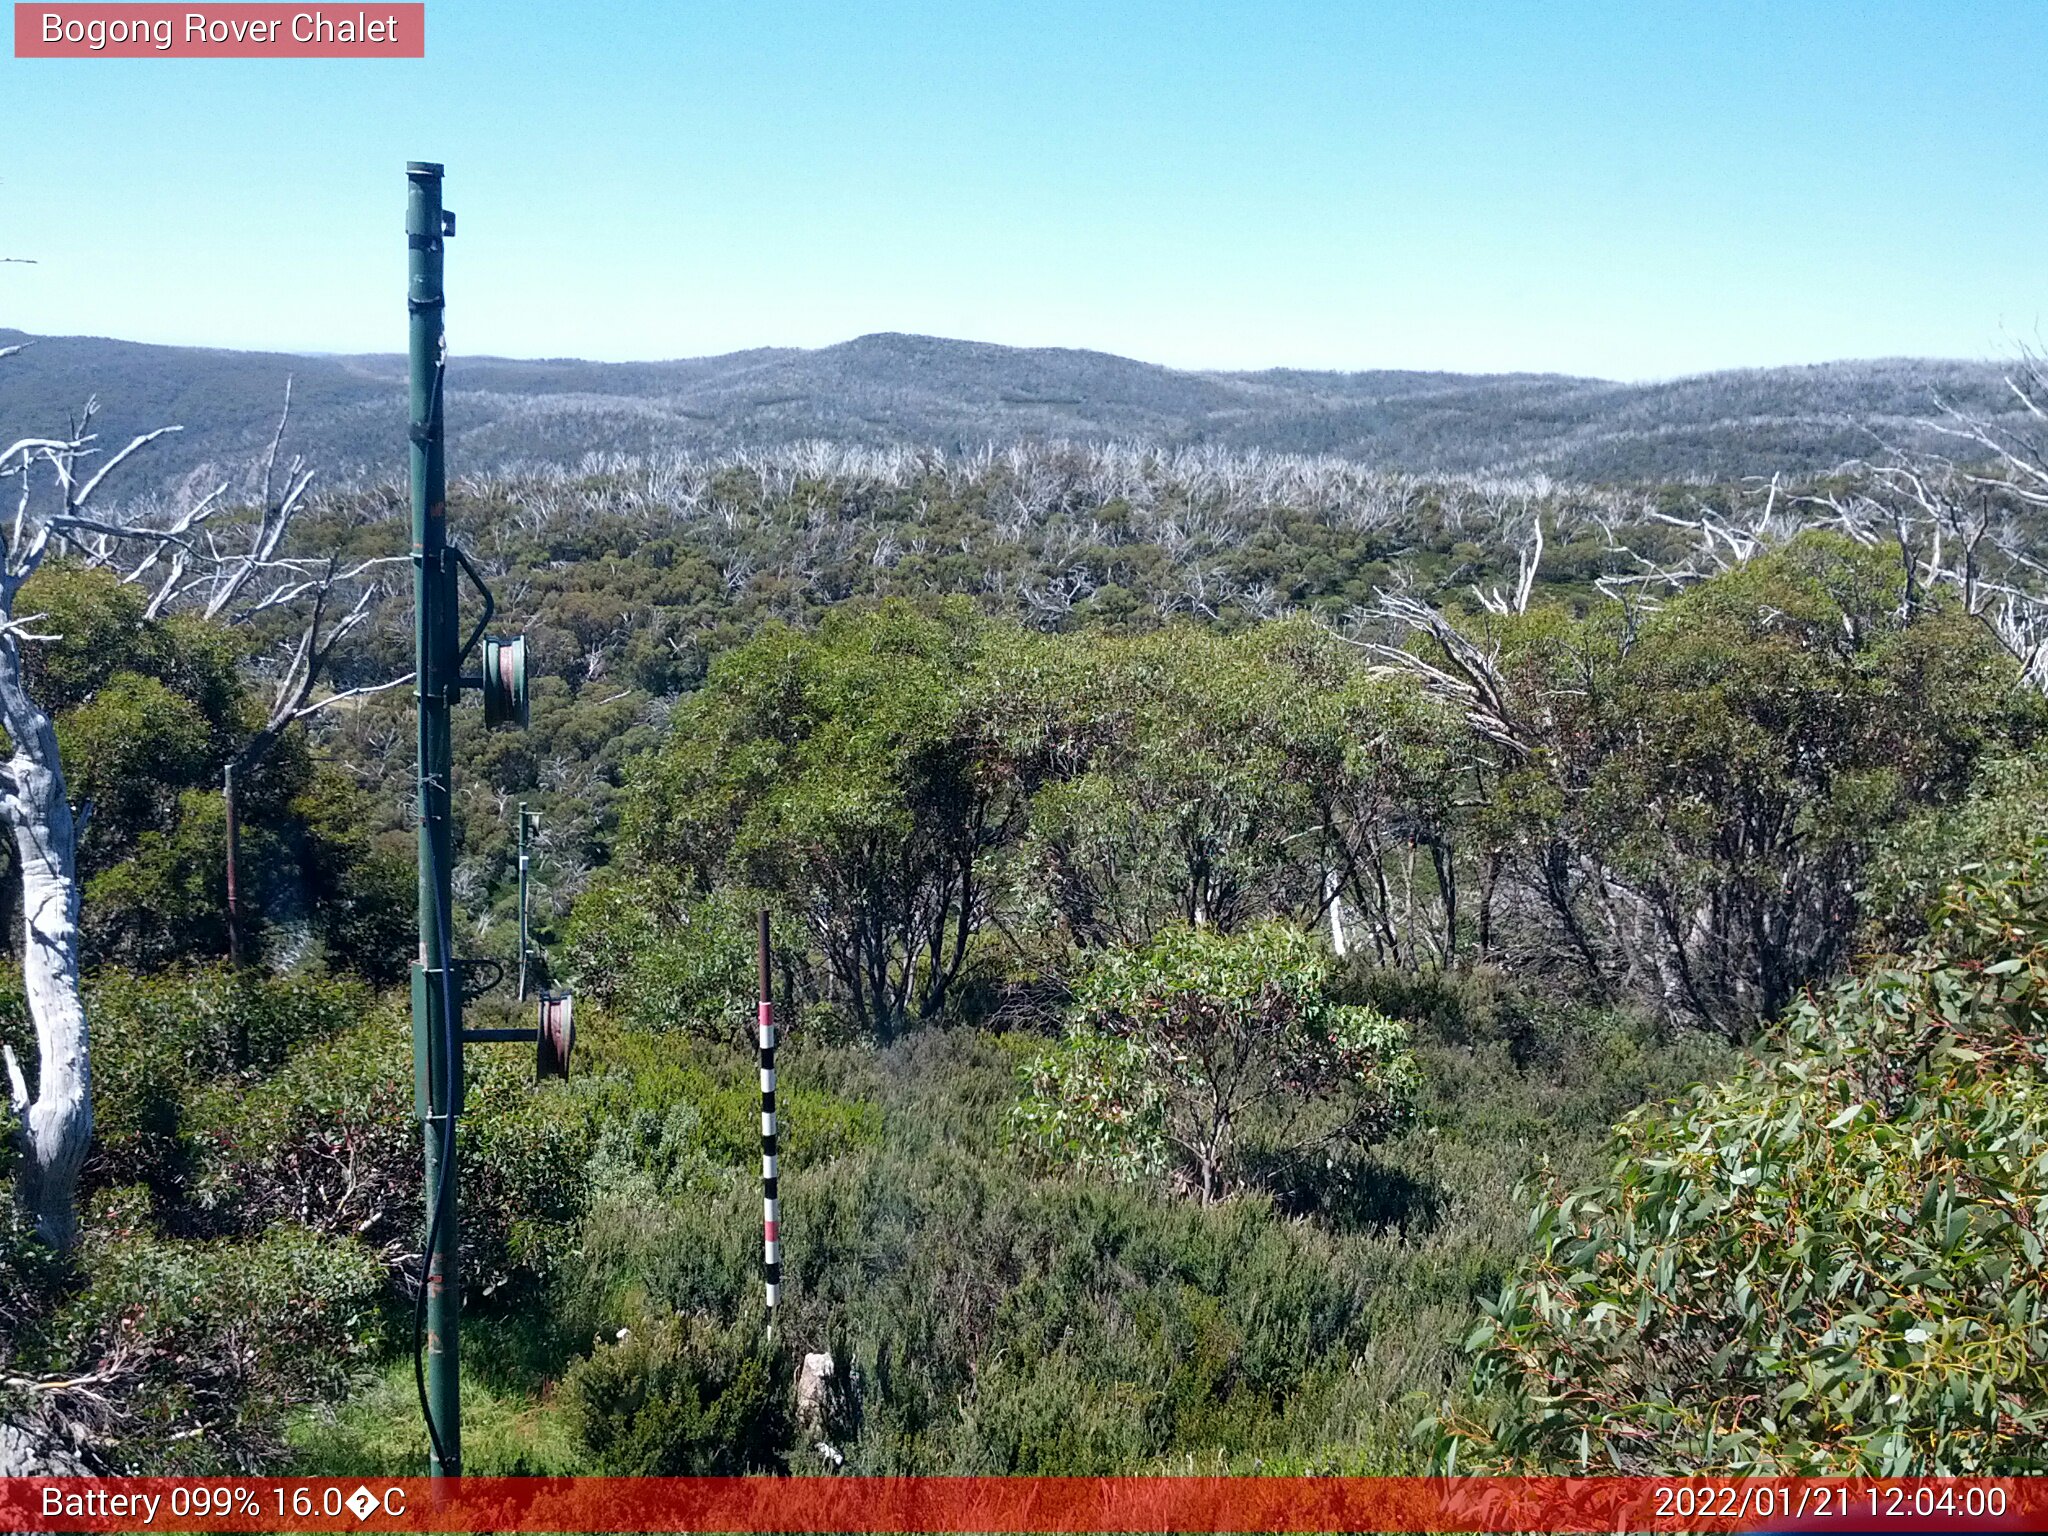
759 908 780 1337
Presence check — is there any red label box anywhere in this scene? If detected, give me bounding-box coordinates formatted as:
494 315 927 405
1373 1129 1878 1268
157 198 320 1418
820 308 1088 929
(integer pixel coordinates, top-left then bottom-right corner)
14 3 424 56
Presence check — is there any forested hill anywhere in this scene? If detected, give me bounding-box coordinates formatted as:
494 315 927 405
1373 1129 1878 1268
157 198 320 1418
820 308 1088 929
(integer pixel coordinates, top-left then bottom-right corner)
0 326 2023 488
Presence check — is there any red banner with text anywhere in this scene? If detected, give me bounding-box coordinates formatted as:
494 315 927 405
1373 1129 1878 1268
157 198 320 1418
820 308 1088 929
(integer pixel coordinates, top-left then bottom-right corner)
14 4 423 57
2 1476 2044 1533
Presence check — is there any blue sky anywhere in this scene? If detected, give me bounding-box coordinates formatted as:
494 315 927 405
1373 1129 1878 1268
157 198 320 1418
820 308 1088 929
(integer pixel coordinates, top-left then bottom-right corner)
1 1 2042 378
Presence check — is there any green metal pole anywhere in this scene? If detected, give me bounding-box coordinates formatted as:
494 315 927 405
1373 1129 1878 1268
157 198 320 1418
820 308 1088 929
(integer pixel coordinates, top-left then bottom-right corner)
407 159 462 1479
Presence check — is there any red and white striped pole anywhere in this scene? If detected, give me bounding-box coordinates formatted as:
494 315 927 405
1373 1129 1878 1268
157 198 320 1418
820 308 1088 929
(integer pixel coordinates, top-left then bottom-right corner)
758 909 779 1337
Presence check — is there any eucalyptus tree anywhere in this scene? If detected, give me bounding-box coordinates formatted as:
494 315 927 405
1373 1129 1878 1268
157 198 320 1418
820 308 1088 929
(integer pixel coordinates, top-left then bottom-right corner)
1366 532 2023 1036
626 598 1031 1041
1020 625 1331 946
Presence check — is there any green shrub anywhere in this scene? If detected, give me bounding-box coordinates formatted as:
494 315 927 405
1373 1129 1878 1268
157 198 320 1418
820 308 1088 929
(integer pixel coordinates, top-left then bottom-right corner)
182 1014 415 1244
1438 839 2048 1475
581 1025 883 1171
0 1125 65 1397
184 1011 592 1297
1865 751 2048 948
561 1308 790 1474
546 1003 1725 1476
466 1064 599 1295
1015 923 1418 1203
81 966 367 1186
40 1204 385 1471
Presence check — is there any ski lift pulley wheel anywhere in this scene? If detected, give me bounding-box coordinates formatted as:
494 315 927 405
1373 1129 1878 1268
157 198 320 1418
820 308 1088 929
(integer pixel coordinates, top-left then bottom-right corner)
537 989 574 1081
483 635 528 729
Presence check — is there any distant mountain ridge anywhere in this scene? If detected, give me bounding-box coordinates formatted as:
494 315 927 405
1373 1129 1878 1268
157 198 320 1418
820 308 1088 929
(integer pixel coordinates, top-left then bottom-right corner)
0 327 2023 490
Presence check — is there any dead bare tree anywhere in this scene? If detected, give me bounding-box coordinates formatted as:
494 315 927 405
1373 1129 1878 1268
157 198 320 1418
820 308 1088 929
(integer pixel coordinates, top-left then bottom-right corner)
0 384 179 1248
1473 515 1544 617
74 386 410 961
1581 368 2048 698
1893 369 2048 689
1 375 410 1245
1355 587 1530 756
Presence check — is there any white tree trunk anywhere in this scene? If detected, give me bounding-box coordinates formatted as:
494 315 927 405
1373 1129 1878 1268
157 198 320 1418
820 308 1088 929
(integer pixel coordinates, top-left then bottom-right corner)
0 634 89 1251
0 391 187 1253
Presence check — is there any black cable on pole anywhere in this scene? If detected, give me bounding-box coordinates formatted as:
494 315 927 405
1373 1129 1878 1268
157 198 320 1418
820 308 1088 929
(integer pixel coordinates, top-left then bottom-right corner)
759 909 779 1337
413 868 459 1471
408 337 459 1473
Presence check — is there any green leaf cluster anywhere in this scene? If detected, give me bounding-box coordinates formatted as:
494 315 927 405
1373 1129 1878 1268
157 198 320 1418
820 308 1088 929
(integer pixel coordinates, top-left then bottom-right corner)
1017 923 1418 1203
1439 835 2048 1474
